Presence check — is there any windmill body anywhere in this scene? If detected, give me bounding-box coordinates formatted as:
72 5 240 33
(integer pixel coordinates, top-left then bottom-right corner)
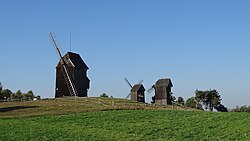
154 78 173 105
124 78 145 103
55 52 90 97
148 78 173 105
130 84 145 103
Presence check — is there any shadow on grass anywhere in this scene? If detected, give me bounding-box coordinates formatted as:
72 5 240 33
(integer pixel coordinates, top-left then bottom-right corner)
0 106 39 112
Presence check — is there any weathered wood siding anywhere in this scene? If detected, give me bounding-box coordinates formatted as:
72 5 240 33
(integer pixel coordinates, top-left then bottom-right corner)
55 52 90 98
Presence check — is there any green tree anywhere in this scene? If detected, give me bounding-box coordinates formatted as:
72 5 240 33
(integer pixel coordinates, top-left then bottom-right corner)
0 89 12 101
15 90 22 100
239 105 250 112
214 104 228 112
100 93 108 98
36 95 41 100
195 89 221 111
186 97 203 110
177 96 185 106
27 90 34 100
232 105 250 112
7 93 14 101
0 82 2 91
186 97 196 108
22 93 28 101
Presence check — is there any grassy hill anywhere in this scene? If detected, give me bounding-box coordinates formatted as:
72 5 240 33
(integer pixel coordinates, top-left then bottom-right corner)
0 98 249 140
0 97 191 118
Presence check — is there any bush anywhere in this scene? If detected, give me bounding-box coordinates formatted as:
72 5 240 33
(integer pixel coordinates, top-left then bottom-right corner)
100 93 108 98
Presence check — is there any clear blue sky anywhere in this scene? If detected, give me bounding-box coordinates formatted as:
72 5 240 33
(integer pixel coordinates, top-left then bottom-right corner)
1 0 250 108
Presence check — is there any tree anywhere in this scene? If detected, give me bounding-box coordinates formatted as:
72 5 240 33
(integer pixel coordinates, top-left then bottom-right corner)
0 82 2 91
186 97 203 110
0 89 12 101
177 96 185 106
195 89 221 111
22 90 34 101
22 93 28 101
26 90 34 100
186 97 196 108
0 88 38 102
35 95 41 100
15 90 22 100
100 93 108 98
8 93 14 101
232 105 250 112
239 105 250 112
214 104 228 112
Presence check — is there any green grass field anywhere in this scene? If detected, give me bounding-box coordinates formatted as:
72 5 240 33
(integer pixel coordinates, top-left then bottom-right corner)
0 98 249 141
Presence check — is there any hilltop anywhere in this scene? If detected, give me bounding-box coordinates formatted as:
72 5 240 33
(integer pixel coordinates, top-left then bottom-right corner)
0 97 192 118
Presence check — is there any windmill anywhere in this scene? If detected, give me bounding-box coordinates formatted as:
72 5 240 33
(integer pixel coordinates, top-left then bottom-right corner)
124 78 145 103
49 32 78 99
147 78 173 105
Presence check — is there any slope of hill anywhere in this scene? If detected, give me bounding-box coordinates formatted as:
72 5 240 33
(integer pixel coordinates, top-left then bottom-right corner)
0 98 249 140
0 110 249 140
0 97 191 118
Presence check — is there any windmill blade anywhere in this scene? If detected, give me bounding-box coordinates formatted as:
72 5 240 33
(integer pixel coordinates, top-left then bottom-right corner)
137 79 143 84
126 93 131 99
124 77 133 88
147 85 154 94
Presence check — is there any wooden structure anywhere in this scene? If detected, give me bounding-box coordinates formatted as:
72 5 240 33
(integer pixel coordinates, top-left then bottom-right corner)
148 78 173 105
154 78 173 105
55 52 90 98
130 84 145 103
124 78 145 103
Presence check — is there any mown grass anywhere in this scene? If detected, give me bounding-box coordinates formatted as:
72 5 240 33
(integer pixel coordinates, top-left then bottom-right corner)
0 110 249 141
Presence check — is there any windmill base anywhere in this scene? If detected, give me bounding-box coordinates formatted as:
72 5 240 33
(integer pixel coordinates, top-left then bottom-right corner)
155 99 172 105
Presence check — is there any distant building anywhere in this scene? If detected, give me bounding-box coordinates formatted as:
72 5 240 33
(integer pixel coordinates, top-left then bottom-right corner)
55 52 90 98
130 84 145 103
154 78 173 105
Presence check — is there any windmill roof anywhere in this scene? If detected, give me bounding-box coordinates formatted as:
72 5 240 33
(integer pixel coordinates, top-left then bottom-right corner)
131 84 145 92
56 52 89 69
155 78 173 87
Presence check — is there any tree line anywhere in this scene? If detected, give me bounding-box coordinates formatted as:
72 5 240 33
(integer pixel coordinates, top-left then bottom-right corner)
230 105 250 112
0 88 40 102
174 89 228 112
176 89 249 112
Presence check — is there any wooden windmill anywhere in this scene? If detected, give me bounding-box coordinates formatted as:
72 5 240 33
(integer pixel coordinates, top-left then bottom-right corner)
124 78 145 103
147 78 173 105
49 32 90 99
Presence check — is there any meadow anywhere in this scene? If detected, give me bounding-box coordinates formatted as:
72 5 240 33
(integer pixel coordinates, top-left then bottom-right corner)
0 98 249 141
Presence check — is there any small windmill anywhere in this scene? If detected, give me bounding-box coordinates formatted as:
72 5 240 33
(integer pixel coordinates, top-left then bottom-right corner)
49 32 78 99
147 78 173 105
124 78 145 103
